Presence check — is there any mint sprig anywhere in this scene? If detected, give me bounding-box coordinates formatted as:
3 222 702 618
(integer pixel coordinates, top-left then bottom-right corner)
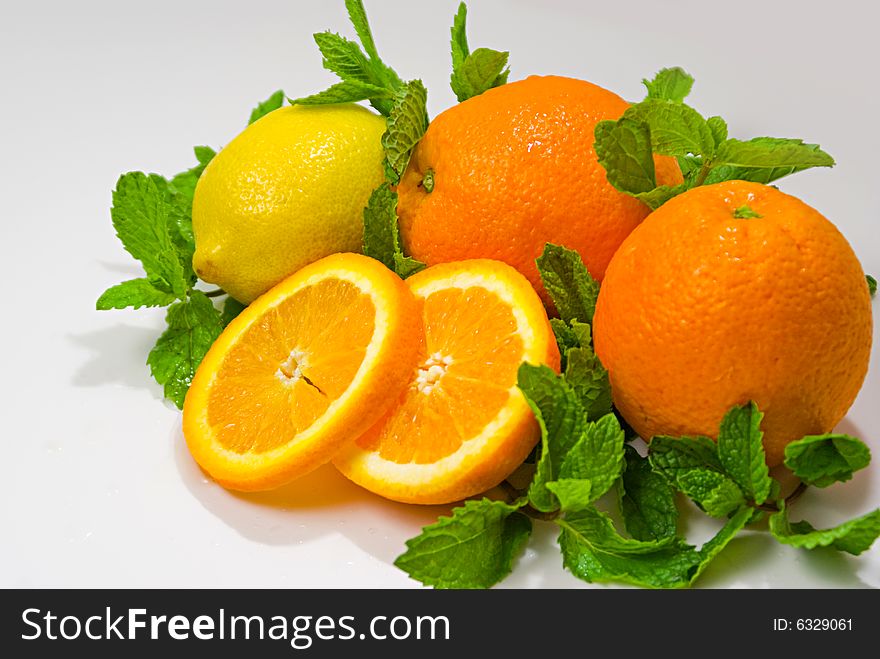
595 67 835 209
293 0 403 115
449 2 509 102
362 183 424 278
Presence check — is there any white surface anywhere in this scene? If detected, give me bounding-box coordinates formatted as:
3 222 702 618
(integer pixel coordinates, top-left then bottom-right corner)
1 0 878 588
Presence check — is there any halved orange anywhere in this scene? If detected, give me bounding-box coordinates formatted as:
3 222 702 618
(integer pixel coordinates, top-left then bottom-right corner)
182 253 421 491
332 259 561 504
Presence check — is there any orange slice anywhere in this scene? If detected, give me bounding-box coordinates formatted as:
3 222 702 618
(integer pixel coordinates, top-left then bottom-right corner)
182 253 421 491
333 259 561 504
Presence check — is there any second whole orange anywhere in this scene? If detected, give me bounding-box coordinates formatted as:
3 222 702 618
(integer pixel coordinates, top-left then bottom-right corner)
396 74 683 304
592 180 873 466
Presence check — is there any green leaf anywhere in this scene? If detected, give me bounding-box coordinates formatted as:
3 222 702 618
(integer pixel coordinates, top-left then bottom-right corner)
292 79 395 107
344 0 381 61
314 31 374 81
676 469 746 517
649 436 745 516
362 183 425 278
717 402 772 505
381 80 429 185
867 274 877 297
633 183 688 210
546 479 594 513
784 434 871 488
642 67 694 103
624 99 715 158
450 2 469 71
451 48 510 103
111 172 191 298
536 243 599 325
96 278 177 310
550 318 580 359
147 291 224 409
713 137 834 171
564 341 612 421
517 363 586 512
706 116 728 147
395 498 532 589
769 503 880 556
557 506 698 589
220 297 247 328
556 413 625 500
649 435 723 473
169 146 216 205
594 118 656 195
619 445 678 541
248 90 284 125
690 506 753 584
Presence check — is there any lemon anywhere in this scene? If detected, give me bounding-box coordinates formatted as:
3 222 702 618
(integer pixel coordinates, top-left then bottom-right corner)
192 104 386 303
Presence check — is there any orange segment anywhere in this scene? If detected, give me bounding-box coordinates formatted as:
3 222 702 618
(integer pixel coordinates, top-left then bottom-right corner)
333 259 561 505
183 253 421 491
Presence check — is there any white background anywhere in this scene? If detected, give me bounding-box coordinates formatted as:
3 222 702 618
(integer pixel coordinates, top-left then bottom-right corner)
1 0 878 588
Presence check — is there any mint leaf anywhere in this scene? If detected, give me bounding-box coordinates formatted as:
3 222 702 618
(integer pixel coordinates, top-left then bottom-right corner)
517 363 586 512
451 48 510 103
867 274 877 297
111 172 191 299
546 480 594 512
717 401 772 505
344 0 381 62
220 297 247 328
556 413 625 500
311 31 400 116
395 498 532 589
362 183 425 278
594 118 656 195
96 278 177 311
633 183 688 210
296 0 403 116
564 340 612 421
784 434 871 488
550 318 580 358
557 506 698 588
292 79 395 107
769 503 880 556
642 67 694 103
676 469 746 517
713 137 834 171
169 146 216 205
248 90 284 125
147 291 224 409
649 435 723 473
619 445 678 541
690 506 753 583
381 80 429 184
536 243 599 325
625 99 715 158
448 3 508 102
450 2 469 70
649 436 745 516
706 116 728 147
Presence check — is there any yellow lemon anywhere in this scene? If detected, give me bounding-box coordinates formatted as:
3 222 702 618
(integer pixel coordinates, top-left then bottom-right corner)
192 104 386 303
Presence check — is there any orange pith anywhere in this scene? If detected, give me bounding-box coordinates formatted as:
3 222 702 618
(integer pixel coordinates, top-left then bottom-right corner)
593 180 873 466
183 253 421 491
333 259 561 505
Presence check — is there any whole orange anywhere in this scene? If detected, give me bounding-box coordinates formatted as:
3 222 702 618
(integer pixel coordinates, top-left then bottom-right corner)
396 75 682 303
593 180 873 466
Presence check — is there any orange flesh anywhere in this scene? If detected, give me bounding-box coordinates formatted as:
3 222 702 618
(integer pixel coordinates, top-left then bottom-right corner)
207 279 375 454
357 286 523 464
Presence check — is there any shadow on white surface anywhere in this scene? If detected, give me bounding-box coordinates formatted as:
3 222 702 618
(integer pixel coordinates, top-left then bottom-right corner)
68 324 164 393
172 423 454 567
